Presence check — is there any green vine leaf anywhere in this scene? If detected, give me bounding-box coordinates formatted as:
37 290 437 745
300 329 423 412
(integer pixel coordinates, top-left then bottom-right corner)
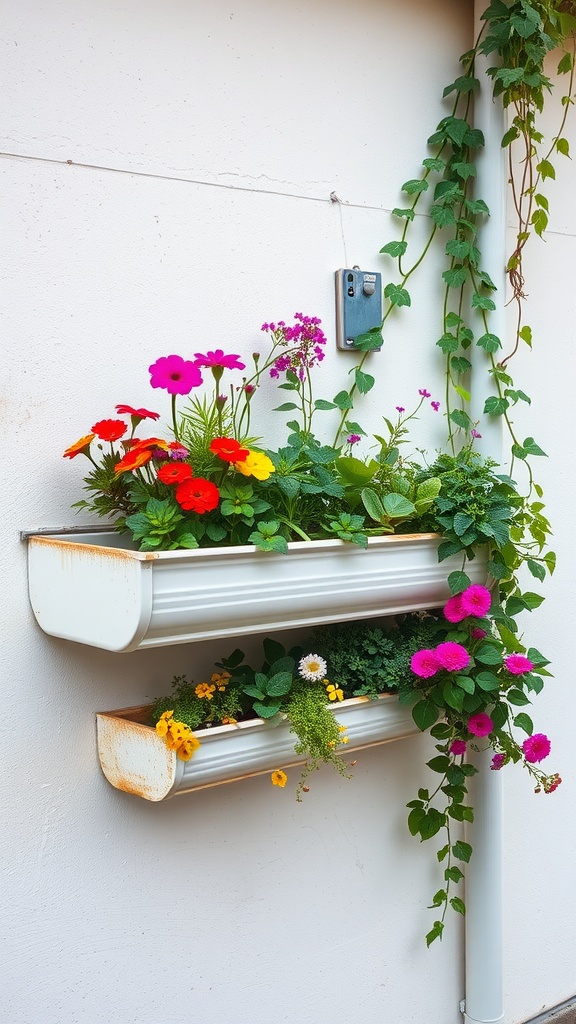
380 240 408 257
384 283 411 307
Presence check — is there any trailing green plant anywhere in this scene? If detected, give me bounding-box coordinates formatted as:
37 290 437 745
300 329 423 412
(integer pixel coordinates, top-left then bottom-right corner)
403 573 559 946
376 1 575 478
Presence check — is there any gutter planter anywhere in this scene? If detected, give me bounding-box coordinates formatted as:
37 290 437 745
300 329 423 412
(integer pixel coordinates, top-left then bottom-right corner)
26 530 488 653
96 694 419 801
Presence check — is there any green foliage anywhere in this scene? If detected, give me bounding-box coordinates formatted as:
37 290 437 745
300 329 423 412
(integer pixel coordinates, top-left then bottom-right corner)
285 684 351 800
311 616 441 698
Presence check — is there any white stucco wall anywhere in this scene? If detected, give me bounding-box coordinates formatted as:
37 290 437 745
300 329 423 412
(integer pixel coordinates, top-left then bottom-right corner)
2 2 574 1023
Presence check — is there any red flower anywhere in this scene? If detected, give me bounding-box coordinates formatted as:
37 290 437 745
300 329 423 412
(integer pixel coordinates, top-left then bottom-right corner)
91 419 128 442
209 437 250 463
115 404 160 421
157 463 193 485
175 477 220 513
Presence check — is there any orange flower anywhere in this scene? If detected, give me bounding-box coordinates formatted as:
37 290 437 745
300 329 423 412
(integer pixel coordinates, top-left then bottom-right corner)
195 682 216 700
127 437 168 453
63 434 95 459
115 448 153 473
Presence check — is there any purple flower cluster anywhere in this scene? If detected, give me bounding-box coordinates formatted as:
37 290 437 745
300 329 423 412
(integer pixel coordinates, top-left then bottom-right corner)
264 313 327 382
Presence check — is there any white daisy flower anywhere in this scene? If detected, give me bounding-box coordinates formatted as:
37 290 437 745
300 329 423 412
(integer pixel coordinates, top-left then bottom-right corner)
298 653 328 682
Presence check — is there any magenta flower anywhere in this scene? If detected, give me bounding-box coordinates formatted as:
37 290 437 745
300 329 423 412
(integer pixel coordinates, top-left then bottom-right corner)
431 400 440 412
194 349 246 371
419 388 431 398
461 584 492 618
471 627 487 640
468 713 494 737
396 406 405 414
471 429 482 439
444 593 466 623
346 434 361 445
450 739 467 756
490 753 506 771
522 733 551 763
435 641 470 672
505 654 535 675
410 649 440 678
149 355 203 395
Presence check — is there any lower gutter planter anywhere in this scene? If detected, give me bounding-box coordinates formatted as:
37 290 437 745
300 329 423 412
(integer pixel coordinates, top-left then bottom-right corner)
27 530 488 652
96 694 419 801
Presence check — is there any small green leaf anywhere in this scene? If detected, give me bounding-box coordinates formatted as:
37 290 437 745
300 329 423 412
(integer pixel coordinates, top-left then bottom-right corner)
513 713 534 736
537 159 555 180
448 570 471 594
402 178 429 195
450 897 466 916
477 333 501 353
452 840 472 863
392 207 416 221
355 369 375 394
380 240 408 257
384 283 411 307
522 437 547 457
412 700 440 731
484 396 510 416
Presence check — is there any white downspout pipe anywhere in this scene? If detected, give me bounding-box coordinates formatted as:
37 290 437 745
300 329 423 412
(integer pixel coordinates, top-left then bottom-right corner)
463 4 507 1024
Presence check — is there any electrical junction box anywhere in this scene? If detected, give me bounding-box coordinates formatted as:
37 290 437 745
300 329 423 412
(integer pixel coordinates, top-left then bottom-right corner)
335 267 383 351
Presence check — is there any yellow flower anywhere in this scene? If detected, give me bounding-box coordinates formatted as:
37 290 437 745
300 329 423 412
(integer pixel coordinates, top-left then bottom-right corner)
221 716 237 725
195 682 216 700
156 718 169 738
271 769 288 788
326 684 344 702
341 737 349 744
177 735 200 762
160 710 174 720
338 725 347 732
234 451 275 481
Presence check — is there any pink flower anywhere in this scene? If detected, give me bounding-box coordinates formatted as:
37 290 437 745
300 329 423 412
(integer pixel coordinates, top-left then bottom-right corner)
471 627 487 639
435 642 470 672
471 429 482 439
431 401 440 412
444 593 466 623
490 753 506 771
149 355 203 395
522 733 551 763
410 649 440 678
468 713 494 737
505 654 535 675
396 406 405 414
194 349 246 371
450 739 467 756
460 584 492 618
346 434 361 445
419 388 431 398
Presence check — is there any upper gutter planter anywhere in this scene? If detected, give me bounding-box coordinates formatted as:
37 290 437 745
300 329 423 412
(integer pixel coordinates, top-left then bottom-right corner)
26 530 488 652
96 694 419 801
